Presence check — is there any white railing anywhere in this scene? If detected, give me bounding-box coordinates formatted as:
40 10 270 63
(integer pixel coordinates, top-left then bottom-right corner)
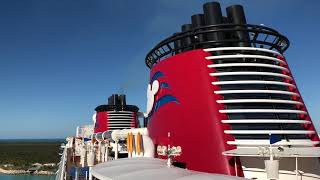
226 139 319 146
210 71 292 80
205 46 320 180
214 89 300 96
55 146 67 180
207 63 289 72
212 80 296 88
221 119 310 124
217 99 303 105
219 109 307 114
204 47 315 148
204 47 283 57
205 54 286 64
224 130 315 135
107 111 135 129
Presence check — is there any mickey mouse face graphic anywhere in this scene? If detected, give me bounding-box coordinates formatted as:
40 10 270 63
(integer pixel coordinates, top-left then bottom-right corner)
147 79 160 115
146 71 179 117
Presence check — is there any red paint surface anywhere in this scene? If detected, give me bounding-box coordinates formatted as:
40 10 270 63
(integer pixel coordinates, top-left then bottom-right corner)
147 49 242 176
132 112 138 128
94 111 109 133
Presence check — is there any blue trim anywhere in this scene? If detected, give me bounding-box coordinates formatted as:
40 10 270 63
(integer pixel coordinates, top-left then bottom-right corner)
154 95 179 113
160 82 170 89
151 71 164 83
269 134 282 144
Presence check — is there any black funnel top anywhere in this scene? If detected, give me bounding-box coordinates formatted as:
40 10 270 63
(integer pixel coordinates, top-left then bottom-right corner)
181 24 192 32
181 24 193 51
226 4 250 47
145 1 290 68
226 5 247 24
191 14 206 43
96 94 139 112
203 2 223 25
191 14 205 28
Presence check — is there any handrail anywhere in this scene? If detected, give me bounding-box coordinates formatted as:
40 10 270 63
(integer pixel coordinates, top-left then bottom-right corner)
204 47 283 56
207 63 289 72
55 146 67 180
221 119 310 124
224 130 315 134
145 23 289 68
213 90 300 97
217 99 302 105
219 109 307 114
212 80 296 88
210 71 292 80
205 54 286 64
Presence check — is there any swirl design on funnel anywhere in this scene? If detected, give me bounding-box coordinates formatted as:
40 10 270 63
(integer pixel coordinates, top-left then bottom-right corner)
147 71 179 116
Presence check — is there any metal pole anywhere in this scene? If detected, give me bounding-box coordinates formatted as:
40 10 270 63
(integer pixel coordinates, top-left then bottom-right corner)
269 144 273 161
105 143 109 162
98 142 101 163
89 167 92 180
115 141 119 160
296 156 298 180
235 157 238 176
75 167 79 180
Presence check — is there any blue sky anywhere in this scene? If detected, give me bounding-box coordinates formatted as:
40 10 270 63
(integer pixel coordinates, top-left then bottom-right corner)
0 0 319 138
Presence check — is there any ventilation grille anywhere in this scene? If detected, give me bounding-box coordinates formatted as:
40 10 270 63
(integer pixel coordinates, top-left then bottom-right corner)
205 47 317 147
107 111 136 130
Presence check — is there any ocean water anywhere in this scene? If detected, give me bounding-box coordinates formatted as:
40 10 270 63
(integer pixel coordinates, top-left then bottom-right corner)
0 175 55 180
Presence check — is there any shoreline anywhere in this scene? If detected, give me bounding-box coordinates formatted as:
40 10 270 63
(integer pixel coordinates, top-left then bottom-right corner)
0 167 55 176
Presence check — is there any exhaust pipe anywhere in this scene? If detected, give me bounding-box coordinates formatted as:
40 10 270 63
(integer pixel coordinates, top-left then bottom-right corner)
119 94 126 110
191 14 206 45
226 5 250 47
181 24 193 52
203 2 224 47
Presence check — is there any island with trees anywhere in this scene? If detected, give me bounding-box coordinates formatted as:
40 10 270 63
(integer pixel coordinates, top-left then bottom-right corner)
0 139 63 175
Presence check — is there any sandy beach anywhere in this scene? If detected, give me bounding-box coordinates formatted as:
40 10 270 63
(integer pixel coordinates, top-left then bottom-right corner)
0 167 54 175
